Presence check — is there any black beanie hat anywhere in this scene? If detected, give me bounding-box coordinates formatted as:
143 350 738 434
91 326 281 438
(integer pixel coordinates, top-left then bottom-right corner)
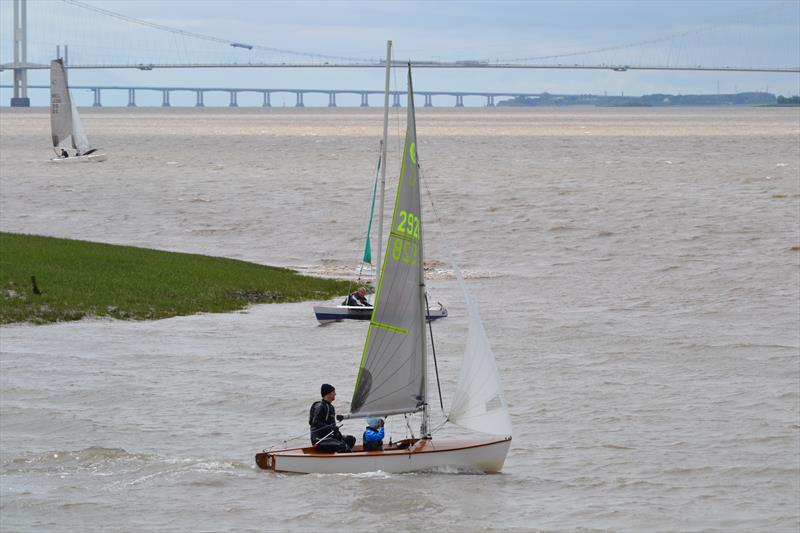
321 383 335 397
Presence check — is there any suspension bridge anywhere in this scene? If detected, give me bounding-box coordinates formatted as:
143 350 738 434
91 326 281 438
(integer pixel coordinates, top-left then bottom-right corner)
3 0 799 107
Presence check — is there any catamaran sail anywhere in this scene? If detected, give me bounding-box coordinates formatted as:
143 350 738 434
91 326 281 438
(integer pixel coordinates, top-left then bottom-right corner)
49 59 105 162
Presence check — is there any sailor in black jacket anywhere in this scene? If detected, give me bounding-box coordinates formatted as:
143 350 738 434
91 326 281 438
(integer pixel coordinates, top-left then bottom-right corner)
309 384 356 453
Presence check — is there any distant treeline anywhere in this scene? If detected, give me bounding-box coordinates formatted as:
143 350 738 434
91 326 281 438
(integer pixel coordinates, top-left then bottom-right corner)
498 92 799 107
776 95 800 105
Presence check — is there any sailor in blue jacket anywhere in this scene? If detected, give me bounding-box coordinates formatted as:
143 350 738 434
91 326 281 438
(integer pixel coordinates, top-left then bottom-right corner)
363 417 385 451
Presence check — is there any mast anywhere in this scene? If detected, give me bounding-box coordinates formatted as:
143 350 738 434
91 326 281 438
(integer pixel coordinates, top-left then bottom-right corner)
376 40 391 286
408 64 430 438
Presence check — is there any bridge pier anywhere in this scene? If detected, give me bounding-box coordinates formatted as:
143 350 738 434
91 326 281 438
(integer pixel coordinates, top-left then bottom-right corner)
360 93 369 107
10 0 30 107
392 93 401 107
328 92 337 107
92 88 102 107
161 89 170 107
486 95 495 107
295 92 304 107
455 95 464 107
195 90 204 107
262 91 271 107
229 91 238 107
127 88 136 107
424 94 432 107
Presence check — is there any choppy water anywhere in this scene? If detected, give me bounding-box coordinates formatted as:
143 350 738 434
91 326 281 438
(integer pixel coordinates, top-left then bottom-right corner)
1 106 799 532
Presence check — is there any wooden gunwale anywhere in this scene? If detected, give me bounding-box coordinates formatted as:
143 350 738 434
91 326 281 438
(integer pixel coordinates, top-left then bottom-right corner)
256 436 510 466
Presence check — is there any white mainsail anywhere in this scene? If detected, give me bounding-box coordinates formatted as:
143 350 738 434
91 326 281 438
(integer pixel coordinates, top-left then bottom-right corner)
69 97 91 154
350 67 426 419
50 59 91 154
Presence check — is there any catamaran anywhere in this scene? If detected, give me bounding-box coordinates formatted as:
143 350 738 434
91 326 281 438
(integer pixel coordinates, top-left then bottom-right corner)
312 42 446 324
48 58 106 163
257 61 512 474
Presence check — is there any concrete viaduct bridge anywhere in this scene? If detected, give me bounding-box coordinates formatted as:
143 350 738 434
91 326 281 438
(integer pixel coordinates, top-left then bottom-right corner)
8 84 568 108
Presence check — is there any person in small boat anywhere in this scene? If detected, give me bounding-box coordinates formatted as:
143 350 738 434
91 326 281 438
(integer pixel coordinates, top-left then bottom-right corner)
309 384 356 453
362 417 385 452
344 287 369 307
60 149 69 158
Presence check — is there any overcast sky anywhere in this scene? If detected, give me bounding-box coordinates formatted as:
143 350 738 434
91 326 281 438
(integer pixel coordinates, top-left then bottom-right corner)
2 0 799 106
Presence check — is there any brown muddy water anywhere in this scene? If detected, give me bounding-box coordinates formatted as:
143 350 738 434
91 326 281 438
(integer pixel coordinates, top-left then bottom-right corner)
1 106 799 532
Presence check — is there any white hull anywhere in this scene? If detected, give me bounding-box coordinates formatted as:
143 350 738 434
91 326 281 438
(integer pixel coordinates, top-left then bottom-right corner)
256 437 510 474
48 153 107 163
313 304 447 323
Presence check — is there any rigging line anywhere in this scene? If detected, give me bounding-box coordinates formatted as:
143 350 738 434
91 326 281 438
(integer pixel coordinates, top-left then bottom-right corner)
404 413 416 440
425 293 445 413
504 23 727 63
61 0 381 63
420 164 508 413
499 1 793 64
262 427 312 452
429 418 448 435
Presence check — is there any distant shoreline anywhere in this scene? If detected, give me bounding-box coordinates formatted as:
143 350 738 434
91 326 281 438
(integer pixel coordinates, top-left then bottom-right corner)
3 89 798 110
2 103 799 111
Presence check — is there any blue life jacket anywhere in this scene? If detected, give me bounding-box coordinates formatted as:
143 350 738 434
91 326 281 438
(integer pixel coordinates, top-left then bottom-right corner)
362 425 384 451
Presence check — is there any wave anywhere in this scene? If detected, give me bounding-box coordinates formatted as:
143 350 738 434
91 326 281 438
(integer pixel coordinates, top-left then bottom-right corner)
547 224 581 232
425 268 504 280
3 447 250 480
189 225 243 235
3 446 150 474
662 466 715 476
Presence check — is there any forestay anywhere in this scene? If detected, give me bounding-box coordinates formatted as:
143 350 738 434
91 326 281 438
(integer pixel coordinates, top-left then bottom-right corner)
447 266 513 436
350 69 425 418
50 59 90 154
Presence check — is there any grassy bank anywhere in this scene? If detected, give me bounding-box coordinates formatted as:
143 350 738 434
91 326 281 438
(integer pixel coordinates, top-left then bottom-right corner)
0 232 353 324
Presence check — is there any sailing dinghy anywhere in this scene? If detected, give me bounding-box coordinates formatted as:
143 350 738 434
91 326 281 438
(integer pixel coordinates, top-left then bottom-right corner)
257 65 512 474
312 145 447 324
312 42 446 324
314 300 447 323
48 59 106 163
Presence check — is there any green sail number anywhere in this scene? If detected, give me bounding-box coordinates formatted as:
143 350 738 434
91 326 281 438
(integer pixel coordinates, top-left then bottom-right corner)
391 237 418 265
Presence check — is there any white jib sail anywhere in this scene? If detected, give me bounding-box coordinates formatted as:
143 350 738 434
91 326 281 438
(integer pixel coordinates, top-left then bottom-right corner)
69 97 91 154
448 267 513 436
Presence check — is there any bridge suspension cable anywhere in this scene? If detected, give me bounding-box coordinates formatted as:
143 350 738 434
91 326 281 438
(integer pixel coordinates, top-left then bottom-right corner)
503 23 732 63
499 1 797 64
61 0 380 63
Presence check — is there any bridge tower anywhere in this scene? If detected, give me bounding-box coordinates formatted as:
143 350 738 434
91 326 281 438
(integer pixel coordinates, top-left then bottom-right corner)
10 0 30 107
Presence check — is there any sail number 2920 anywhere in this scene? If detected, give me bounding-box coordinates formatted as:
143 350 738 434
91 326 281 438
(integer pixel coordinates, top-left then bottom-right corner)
392 210 419 265
396 210 420 240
